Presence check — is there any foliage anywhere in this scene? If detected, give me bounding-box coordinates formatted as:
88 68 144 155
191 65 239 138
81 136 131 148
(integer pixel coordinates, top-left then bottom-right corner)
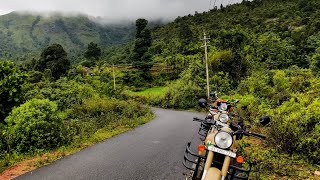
84 42 102 61
233 67 320 165
4 99 68 153
130 18 153 72
0 61 26 122
0 12 136 62
163 61 206 109
72 97 149 129
34 44 70 80
310 48 320 74
24 78 97 110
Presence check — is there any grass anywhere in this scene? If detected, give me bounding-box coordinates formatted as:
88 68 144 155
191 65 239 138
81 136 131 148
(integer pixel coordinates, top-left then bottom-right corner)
126 87 168 97
0 113 155 180
123 87 168 107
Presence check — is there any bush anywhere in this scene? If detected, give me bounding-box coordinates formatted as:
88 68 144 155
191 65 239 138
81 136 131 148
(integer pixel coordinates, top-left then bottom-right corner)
163 61 205 109
5 99 68 153
0 61 26 122
268 97 320 163
0 124 6 152
70 97 150 136
24 78 97 110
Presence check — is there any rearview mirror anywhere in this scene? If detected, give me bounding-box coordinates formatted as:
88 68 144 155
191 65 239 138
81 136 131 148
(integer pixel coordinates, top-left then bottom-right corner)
241 105 248 110
210 91 217 98
259 115 271 126
198 98 208 108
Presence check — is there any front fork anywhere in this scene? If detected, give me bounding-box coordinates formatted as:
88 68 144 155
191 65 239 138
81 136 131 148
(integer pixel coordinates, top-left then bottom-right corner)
201 151 231 180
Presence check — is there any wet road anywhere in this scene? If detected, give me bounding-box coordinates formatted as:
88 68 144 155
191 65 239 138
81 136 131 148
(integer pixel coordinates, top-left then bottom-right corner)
16 108 204 180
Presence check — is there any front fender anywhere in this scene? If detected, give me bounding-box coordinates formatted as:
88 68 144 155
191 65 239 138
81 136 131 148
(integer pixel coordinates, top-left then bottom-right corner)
204 167 221 180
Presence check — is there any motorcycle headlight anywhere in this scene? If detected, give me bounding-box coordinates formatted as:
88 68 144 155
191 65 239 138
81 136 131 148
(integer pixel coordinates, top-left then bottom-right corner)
219 113 229 123
214 131 233 149
220 103 228 111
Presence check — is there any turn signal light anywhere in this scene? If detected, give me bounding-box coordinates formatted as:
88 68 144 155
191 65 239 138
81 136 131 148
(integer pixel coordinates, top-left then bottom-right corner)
198 144 206 152
236 155 245 164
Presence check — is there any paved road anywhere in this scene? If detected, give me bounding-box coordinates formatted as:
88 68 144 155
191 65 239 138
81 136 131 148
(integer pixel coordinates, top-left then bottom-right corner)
16 108 204 180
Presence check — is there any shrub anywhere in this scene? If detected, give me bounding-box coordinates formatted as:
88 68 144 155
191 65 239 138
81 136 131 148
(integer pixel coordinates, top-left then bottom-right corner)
24 78 97 110
267 97 320 163
163 61 205 109
0 61 26 122
5 99 68 153
71 97 150 136
0 124 6 152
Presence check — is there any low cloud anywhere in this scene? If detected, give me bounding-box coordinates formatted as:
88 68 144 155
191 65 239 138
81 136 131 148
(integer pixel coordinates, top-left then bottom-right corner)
0 0 242 23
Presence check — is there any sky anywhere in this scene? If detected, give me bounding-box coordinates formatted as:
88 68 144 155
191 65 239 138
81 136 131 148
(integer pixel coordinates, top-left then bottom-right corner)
0 0 242 22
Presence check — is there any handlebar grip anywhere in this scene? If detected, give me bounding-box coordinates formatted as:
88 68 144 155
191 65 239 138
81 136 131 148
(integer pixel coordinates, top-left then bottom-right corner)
248 132 267 139
193 118 203 122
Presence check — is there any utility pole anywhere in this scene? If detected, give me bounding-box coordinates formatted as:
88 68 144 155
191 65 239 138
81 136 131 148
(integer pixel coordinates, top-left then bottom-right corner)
202 32 210 99
113 64 116 90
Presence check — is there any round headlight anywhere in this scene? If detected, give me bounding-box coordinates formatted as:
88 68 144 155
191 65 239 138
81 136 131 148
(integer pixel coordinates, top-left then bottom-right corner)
220 103 228 111
214 131 233 149
219 113 229 123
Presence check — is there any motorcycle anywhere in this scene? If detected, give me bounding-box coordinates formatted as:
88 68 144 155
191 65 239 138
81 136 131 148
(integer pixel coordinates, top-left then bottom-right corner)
183 97 270 180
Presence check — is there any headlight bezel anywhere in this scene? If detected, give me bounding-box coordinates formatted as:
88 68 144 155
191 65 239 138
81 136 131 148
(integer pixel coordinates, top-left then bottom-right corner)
219 113 229 123
214 131 233 149
220 103 228 111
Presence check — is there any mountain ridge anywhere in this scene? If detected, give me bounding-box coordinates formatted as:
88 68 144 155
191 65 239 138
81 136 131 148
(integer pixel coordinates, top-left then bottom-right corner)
0 11 136 62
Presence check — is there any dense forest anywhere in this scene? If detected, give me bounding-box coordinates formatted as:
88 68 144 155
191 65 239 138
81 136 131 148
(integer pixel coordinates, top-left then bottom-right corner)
1 0 320 179
0 12 136 62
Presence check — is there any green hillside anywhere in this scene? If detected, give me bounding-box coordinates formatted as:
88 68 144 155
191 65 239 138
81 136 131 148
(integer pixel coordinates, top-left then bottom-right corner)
148 0 320 76
0 12 136 62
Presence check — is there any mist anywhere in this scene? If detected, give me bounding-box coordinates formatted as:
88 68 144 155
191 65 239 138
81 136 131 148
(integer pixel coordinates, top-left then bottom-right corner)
0 0 243 23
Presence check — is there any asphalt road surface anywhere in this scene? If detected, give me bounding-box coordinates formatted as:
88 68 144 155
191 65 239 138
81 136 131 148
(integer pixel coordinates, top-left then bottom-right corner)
16 108 204 180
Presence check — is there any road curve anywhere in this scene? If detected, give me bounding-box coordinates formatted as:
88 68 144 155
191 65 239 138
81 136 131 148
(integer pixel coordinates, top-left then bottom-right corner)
16 108 204 180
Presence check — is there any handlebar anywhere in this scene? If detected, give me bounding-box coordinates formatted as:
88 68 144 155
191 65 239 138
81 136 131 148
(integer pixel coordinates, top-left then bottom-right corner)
193 117 216 125
247 131 267 139
193 117 204 122
194 118 267 140
244 131 267 139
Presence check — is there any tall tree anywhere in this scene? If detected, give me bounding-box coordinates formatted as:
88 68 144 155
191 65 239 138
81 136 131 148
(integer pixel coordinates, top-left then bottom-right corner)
84 42 102 61
35 44 70 80
131 18 153 72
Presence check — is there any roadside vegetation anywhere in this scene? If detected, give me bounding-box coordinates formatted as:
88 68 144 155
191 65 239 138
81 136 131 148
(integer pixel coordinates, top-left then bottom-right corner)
0 45 154 175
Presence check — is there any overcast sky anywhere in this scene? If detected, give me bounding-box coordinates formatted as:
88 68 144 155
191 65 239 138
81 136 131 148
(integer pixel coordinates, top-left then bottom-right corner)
0 0 242 22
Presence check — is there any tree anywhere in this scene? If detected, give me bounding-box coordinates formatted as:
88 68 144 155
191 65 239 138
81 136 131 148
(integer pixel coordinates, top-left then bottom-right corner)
35 44 70 80
84 42 102 61
131 18 153 72
178 21 194 55
310 48 320 74
0 61 26 122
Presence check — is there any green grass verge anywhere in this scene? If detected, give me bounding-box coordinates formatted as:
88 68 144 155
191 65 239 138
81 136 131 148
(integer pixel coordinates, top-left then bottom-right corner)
126 87 168 97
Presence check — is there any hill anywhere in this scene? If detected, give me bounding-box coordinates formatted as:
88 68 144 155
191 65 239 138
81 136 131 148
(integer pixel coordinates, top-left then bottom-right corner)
0 12 136 62
147 0 320 76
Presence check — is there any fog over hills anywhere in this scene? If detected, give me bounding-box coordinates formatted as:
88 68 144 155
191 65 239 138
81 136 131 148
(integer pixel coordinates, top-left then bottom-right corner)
0 0 242 22
0 11 137 62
